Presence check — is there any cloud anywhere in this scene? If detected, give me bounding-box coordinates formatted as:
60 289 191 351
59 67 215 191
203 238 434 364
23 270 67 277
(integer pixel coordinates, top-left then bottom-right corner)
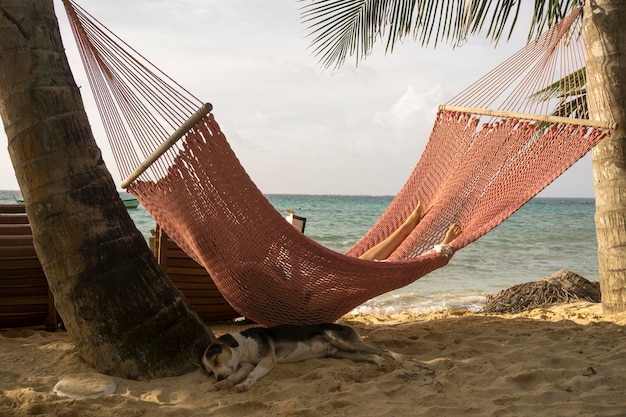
373 85 442 133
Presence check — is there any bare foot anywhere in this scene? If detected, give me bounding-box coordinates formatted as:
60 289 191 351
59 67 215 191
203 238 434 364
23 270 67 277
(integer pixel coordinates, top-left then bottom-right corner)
441 224 462 245
405 201 422 227
358 201 423 261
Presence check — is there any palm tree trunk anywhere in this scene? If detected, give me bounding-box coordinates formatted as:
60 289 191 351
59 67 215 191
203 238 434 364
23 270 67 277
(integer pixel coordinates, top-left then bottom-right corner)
0 0 214 378
583 0 626 314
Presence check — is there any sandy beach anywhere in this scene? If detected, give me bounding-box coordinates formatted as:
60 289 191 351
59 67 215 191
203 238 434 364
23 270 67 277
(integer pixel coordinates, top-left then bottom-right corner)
1 301 625 417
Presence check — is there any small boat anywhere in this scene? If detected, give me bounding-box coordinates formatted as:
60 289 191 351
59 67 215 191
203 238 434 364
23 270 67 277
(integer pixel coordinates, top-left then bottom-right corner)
123 198 140 209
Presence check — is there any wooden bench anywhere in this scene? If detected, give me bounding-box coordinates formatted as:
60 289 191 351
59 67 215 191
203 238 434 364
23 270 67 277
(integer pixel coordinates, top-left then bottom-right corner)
0 203 240 329
152 225 241 322
0 204 58 330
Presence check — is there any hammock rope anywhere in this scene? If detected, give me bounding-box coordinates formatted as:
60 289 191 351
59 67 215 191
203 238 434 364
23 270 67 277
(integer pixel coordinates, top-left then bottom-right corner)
61 1 613 325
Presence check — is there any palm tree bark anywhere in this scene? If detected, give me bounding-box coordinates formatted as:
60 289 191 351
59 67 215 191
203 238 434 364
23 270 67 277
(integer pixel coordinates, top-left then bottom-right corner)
0 0 214 378
583 0 626 314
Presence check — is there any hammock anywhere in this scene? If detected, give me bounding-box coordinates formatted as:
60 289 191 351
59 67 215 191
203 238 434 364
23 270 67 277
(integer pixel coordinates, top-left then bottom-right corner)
62 2 614 325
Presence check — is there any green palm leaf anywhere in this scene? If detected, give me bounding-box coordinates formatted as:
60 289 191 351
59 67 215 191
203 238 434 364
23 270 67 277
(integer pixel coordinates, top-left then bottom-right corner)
301 0 577 70
531 68 588 121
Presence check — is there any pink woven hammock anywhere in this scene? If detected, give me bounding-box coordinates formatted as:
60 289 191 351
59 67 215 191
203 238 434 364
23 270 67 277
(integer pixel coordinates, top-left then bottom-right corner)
63 2 613 325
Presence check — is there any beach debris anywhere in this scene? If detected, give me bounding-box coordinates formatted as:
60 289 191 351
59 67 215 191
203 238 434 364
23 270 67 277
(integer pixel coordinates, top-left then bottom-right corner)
53 373 116 399
480 270 601 314
583 367 597 377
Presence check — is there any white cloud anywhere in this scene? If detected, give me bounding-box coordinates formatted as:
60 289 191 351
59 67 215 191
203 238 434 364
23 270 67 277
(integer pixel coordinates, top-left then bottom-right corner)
373 85 442 133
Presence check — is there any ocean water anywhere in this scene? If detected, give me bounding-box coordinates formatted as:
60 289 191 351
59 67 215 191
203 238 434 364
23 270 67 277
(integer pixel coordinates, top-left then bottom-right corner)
1 191 598 315
267 195 599 315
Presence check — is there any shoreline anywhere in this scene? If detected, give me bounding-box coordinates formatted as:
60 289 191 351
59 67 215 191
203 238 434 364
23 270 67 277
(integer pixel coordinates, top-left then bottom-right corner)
1 301 625 416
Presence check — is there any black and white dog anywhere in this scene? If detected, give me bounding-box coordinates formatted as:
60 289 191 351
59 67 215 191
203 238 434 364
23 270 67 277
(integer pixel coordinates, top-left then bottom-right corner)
201 323 402 392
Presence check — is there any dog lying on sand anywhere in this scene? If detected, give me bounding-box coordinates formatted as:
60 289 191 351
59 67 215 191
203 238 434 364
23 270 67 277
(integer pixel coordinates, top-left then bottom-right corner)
201 323 402 392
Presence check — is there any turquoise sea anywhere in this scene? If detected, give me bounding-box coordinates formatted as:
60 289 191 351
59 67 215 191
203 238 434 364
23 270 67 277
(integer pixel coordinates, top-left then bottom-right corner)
1 191 598 315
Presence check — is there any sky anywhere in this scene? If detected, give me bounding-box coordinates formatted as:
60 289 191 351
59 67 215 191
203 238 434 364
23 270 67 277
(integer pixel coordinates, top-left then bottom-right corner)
0 0 596 197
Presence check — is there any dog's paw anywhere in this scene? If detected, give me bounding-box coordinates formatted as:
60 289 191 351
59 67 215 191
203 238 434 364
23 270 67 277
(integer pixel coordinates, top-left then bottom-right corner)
234 381 254 392
204 383 218 392
214 380 236 391
373 355 385 369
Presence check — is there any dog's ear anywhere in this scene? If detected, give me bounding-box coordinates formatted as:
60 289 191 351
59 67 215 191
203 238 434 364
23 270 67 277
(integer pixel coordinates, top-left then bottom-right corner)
217 334 239 348
205 343 224 357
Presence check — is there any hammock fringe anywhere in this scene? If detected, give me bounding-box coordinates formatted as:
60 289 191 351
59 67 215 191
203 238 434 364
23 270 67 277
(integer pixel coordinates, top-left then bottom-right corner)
439 105 617 130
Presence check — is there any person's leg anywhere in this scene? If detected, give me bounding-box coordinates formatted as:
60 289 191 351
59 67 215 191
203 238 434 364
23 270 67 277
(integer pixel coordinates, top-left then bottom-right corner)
359 202 422 261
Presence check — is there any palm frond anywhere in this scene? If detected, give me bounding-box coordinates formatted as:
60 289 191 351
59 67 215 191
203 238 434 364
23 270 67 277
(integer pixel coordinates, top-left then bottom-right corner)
531 68 585 100
531 68 588 130
302 0 390 70
301 0 578 70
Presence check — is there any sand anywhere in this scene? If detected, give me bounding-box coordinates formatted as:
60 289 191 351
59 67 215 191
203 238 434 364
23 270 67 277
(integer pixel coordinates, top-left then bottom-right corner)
1 301 625 417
